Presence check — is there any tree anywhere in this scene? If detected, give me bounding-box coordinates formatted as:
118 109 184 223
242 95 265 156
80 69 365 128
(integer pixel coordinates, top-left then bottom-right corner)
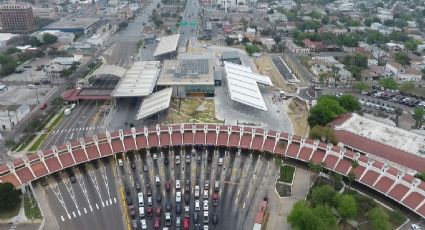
157 3 161 8
28 36 41 47
338 94 360 112
310 185 336 207
399 82 415 93
368 207 391 230
394 52 410 65
335 194 357 220
309 125 338 144
245 44 261 56
42 33 58 44
413 107 425 129
0 182 21 213
5 47 19 54
353 82 370 92
347 171 356 189
288 201 337 230
394 107 403 127
308 96 346 127
379 78 398 89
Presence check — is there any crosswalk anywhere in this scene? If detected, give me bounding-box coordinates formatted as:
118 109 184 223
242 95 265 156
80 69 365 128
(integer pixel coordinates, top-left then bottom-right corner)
60 197 117 222
51 126 102 134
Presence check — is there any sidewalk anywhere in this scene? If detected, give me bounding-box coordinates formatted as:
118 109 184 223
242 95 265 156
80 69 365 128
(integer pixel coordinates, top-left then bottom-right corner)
32 184 59 230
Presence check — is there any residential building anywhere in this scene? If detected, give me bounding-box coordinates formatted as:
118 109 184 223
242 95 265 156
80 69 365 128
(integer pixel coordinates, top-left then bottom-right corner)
385 60 404 76
0 104 30 131
0 4 36 33
32 6 57 19
386 43 405 52
304 39 323 52
318 25 348 35
286 40 309 53
368 58 378 66
397 67 422 82
377 9 393 21
312 56 339 65
361 65 385 81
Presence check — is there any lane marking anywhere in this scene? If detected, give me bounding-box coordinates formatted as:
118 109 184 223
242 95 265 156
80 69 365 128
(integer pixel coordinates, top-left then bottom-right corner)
49 183 71 221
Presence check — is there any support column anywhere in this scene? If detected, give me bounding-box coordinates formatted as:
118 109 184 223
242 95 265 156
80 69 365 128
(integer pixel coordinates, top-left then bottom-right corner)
359 157 374 181
272 131 281 153
192 124 196 146
373 163 389 187
156 125 161 147
298 138 306 159
93 134 101 157
51 145 63 168
119 129 125 153
79 137 89 160
66 141 76 164
37 150 50 174
180 124 184 148
144 127 150 149
401 178 421 202
7 162 22 185
23 156 36 179
131 127 137 150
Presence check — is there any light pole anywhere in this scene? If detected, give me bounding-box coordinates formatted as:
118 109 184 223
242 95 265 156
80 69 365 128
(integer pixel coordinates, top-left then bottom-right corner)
35 87 40 105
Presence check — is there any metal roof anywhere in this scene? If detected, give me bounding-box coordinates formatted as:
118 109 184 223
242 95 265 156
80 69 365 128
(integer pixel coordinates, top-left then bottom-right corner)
135 87 173 120
111 61 160 97
87 64 127 79
224 62 272 111
153 34 181 57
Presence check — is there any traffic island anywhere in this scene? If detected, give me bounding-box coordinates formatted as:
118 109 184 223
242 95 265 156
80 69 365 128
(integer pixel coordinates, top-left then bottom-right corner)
275 164 296 197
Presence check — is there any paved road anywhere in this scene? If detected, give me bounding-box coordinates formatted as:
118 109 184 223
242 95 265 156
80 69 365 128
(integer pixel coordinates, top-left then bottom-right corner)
41 158 123 230
178 0 200 47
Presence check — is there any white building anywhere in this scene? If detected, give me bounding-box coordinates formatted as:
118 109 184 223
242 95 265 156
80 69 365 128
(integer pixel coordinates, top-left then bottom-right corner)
0 104 30 131
0 33 17 48
377 9 393 21
32 7 57 19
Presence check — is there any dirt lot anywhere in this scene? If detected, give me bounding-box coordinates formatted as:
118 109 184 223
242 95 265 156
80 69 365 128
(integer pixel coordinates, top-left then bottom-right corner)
255 54 298 93
165 98 223 124
287 97 309 136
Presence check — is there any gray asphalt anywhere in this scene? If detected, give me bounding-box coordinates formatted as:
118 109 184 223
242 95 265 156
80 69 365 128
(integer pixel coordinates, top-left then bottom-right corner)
42 158 123 230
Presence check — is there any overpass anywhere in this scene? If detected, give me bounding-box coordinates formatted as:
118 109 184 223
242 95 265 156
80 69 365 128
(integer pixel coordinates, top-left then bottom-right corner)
0 124 424 219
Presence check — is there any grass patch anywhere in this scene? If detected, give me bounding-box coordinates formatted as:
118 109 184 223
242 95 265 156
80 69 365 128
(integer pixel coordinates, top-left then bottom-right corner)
0 200 20 220
165 98 223 124
47 112 64 132
24 196 42 220
15 134 37 152
28 134 48 152
279 165 295 183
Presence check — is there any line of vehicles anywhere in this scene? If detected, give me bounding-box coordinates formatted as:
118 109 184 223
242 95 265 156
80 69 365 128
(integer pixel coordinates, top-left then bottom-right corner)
120 150 223 230
361 90 425 108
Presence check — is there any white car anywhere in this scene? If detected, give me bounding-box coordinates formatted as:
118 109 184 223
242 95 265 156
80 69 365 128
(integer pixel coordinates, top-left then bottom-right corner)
176 180 181 189
195 200 200 211
194 185 200 198
218 158 223 166
411 224 421 230
203 200 208 211
153 153 158 160
140 219 147 229
175 155 181 164
203 190 208 199
176 191 182 203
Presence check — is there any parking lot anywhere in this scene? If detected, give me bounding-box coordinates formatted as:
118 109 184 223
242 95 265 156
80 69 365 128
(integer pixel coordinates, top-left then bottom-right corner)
118 146 279 230
38 158 124 230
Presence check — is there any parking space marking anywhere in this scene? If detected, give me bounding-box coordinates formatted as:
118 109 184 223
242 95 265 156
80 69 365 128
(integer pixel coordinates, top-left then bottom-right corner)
100 164 114 205
49 183 71 220
63 178 81 216
87 164 105 207
75 171 93 212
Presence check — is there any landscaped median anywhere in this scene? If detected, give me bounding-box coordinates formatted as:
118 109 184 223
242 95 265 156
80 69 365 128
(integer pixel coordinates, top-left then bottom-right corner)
24 195 42 221
275 164 296 197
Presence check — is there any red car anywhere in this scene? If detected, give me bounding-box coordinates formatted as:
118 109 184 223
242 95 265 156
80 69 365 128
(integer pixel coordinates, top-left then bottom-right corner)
39 103 47 110
183 216 189 230
156 207 161 217
166 181 172 192
154 218 160 229
147 207 153 218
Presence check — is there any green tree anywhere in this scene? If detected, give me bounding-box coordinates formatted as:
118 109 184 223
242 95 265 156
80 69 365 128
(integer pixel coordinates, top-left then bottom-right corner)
413 107 425 129
394 52 410 65
308 96 346 126
353 82 370 92
366 31 389 45
309 125 338 144
5 47 19 54
347 171 356 189
288 201 337 230
42 33 58 44
368 207 391 230
310 185 336 207
245 44 261 56
335 194 357 219
118 21 129 29
404 39 418 51
338 94 360 112
394 107 403 127
399 82 415 93
379 78 398 89
0 182 21 213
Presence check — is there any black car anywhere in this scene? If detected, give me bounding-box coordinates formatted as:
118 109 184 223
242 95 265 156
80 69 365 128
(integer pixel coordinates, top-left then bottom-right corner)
193 211 199 223
166 201 171 211
147 188 152 197
131 162 136 170
70 176 77 183
213 214 218 224
176 203 181 214
135 182 141 191
126 196 133 205
156 193 162 202
184 193 190 204
164 158 169 165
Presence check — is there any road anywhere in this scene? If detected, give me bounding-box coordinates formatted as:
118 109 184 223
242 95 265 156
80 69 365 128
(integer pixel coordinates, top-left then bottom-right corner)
41 158 123 230
178 0 201 47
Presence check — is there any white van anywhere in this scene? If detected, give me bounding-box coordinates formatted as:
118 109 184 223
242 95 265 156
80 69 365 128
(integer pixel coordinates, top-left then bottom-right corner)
118 159 123 167
139 207 145 217
155 175 160 186
138 192 144 206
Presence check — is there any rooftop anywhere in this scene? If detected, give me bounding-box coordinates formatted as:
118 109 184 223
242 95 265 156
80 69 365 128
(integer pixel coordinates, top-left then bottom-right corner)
135 88 173 120
44 18 99 30
111 61 160 97
156 59 214 86
221 51 240 60
0 33 18 42
336 114 425 158
153 34 180 57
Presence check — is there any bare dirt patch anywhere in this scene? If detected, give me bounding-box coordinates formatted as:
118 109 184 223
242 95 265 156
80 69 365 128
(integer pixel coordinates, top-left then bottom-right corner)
165 98 223 124
255 54 298 93
287 97 309 136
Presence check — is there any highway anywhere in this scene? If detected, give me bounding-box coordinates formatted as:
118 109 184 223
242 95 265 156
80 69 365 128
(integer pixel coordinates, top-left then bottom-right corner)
178 0 201 47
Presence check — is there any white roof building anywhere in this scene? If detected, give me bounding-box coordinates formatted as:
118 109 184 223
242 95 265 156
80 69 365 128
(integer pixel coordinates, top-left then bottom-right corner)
135 87 173 120
224 62 273 111
112 61 160 97
153 34 180 57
